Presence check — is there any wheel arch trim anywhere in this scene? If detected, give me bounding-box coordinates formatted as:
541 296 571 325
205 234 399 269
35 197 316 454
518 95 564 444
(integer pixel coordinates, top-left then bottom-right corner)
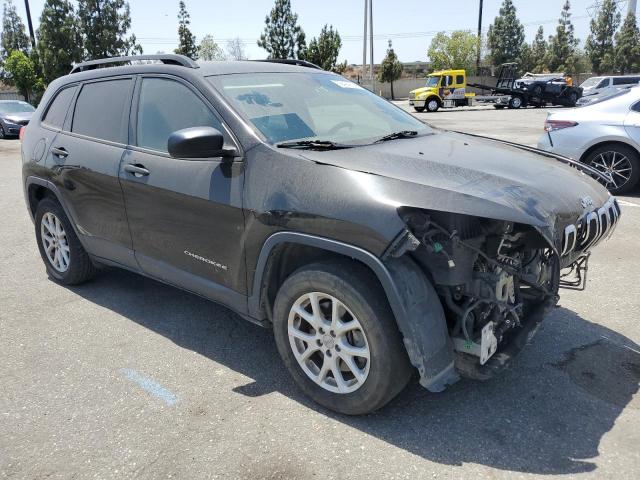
249 231 459 392
24 176 82 238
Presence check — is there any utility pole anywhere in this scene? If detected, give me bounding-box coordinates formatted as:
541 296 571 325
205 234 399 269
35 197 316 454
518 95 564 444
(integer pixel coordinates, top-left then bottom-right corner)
23 0 36 50
362 0 368 84
476 0 483 76
629 0 637 15
369 0 374 89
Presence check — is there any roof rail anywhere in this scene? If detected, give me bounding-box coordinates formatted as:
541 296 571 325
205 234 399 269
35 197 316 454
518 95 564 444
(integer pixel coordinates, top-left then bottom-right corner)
253 59 322 70
70 54 199 74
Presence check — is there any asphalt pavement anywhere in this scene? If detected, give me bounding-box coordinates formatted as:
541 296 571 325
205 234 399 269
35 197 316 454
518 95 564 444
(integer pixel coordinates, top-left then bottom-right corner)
1 106 639 479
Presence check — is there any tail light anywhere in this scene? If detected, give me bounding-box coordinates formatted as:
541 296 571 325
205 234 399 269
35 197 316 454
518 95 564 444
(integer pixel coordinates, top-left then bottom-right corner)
544 120 578 132
19 126 26 140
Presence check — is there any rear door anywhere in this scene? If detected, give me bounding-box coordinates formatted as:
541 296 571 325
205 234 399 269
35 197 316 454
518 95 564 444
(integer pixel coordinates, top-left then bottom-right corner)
119 75 247 304
49 76 136 267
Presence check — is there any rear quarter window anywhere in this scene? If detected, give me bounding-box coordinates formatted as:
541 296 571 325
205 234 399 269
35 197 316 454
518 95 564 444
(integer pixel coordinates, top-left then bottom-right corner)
42 86 77 129
71 78 133 143
613 77 640 86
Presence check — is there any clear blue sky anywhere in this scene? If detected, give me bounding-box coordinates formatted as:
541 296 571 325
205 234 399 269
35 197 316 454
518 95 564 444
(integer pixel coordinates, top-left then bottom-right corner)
10 0 639 63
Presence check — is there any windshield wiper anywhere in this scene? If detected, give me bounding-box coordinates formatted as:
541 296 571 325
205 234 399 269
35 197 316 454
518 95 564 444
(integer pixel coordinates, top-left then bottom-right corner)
374 130 419 143
276 139 353 150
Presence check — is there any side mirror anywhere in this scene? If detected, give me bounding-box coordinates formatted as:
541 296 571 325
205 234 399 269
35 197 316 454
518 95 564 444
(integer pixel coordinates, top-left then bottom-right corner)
167 126 235 159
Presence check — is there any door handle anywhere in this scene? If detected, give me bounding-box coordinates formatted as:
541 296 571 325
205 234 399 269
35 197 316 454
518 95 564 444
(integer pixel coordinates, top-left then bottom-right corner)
124 163 150 177
51 146 68 158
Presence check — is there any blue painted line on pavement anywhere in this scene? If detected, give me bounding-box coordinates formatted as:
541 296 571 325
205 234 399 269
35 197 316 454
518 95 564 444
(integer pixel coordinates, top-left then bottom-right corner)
120 368 178 406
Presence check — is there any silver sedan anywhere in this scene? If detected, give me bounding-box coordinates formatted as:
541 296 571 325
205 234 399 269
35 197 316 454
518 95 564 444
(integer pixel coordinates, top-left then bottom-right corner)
537 87 640 194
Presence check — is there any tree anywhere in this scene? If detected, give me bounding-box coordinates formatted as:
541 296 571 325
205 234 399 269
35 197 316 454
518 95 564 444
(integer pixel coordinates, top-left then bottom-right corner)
175 1 197 59
226 37 247 60
257 0 306 59
4 50 43 102
301 24 342 71
36 0 83 84
427 30 478 72
586 0 620 74
198 34 226 61
615 12 640 74
518 43 535 73
487 0 524 67
546 1 579 73
378 40 403 100
77 0 141 60
1 0 30 59
531 26 548 72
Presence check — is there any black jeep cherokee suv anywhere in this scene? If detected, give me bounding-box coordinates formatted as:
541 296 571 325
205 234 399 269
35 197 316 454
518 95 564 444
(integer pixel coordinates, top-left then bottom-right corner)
22 55 620 414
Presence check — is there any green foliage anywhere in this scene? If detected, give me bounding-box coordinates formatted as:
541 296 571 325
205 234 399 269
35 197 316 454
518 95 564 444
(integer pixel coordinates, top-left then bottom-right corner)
518 43 535 73
226 37 247 60
301 24 342 71
175 1 197 59
586 0 620 74
615 12 640 74
546 1 579 73
427 30 478 72
1 0 30 58
4 50 42 102
198 34 226 61
257 0 306 59
487 0 524 67
77 0 141 60
37 0 83 84
530 27 548 73
378 40 403 99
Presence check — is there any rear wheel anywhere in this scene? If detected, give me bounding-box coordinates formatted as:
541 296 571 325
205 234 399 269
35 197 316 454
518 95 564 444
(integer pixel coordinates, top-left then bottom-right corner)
272 260 412 415
508 96 523 109
35 197 96 284
583 144 640 195
0 125 5 139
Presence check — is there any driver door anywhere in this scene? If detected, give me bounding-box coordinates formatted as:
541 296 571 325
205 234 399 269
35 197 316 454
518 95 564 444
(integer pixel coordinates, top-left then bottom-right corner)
119 75 247 300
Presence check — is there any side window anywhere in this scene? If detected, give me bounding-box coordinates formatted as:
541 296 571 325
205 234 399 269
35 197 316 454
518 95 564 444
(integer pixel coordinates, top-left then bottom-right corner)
632 101 640 112
596 78 610 88
456 75 464 85
136 77 224 153
42 86 77 129
71 79 133 143
442 75 453 87
614 77 640 86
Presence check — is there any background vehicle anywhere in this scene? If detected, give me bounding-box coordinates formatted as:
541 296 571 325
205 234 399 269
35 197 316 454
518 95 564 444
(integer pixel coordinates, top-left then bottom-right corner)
22 55 619 415
470 64 583 109
577 75 640 106
538 87 640 194
409 69 475 112
0 100 34 138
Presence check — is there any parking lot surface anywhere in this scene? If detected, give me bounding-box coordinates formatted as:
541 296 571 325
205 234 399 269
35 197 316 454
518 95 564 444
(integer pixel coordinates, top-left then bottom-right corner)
1 106 639 479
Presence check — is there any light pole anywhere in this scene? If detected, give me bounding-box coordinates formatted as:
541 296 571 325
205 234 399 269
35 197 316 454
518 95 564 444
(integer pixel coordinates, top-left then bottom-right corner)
23 0 36 50
476 0 483 76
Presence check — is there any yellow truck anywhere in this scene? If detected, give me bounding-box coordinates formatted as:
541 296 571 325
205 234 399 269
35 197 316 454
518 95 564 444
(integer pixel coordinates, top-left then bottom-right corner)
409 69 476 112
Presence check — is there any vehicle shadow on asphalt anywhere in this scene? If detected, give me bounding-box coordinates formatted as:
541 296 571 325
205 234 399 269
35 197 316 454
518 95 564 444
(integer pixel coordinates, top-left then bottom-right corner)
66 268 639 476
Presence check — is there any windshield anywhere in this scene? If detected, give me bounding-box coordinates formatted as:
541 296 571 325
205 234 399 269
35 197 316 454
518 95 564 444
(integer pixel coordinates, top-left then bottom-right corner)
425 76 440 87
209 72 429 145
0 101 35 114
580 77 603 89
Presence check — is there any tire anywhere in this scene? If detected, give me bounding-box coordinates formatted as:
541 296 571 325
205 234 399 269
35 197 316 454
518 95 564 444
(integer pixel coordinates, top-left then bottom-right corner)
272 260 412 415
35 197 96 285
567 91 578 106
414 106 425 113
426 97 440 112
583 144 640 195
493 104 506 110
0 125 5 139
508 96 523 109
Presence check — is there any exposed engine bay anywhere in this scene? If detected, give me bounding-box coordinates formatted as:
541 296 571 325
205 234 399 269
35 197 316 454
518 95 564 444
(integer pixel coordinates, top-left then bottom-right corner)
395 209 574 369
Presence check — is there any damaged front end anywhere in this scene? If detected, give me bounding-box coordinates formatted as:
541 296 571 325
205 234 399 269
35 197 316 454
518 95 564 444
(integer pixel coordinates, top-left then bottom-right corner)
384 199 620 389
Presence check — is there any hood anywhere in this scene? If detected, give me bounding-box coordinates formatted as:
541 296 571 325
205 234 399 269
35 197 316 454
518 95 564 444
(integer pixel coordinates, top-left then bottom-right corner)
2 111 33 123
298 131 611 244
410 87 436 96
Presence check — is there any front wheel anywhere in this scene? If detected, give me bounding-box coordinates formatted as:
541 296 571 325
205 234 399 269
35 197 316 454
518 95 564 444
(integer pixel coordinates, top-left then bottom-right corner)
583 144 640 195
426 98 440 112
272 260 412 415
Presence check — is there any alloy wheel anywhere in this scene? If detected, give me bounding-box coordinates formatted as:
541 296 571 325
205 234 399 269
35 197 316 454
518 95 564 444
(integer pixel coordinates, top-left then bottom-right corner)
40 212 70 272
287 292 370 394
588 151 633 191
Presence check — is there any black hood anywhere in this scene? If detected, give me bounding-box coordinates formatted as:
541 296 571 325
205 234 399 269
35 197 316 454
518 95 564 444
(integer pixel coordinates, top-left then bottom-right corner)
298 131 612 246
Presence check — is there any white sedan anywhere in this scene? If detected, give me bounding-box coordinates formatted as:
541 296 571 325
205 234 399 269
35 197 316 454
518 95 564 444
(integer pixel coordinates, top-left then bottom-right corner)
537 87 640 194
